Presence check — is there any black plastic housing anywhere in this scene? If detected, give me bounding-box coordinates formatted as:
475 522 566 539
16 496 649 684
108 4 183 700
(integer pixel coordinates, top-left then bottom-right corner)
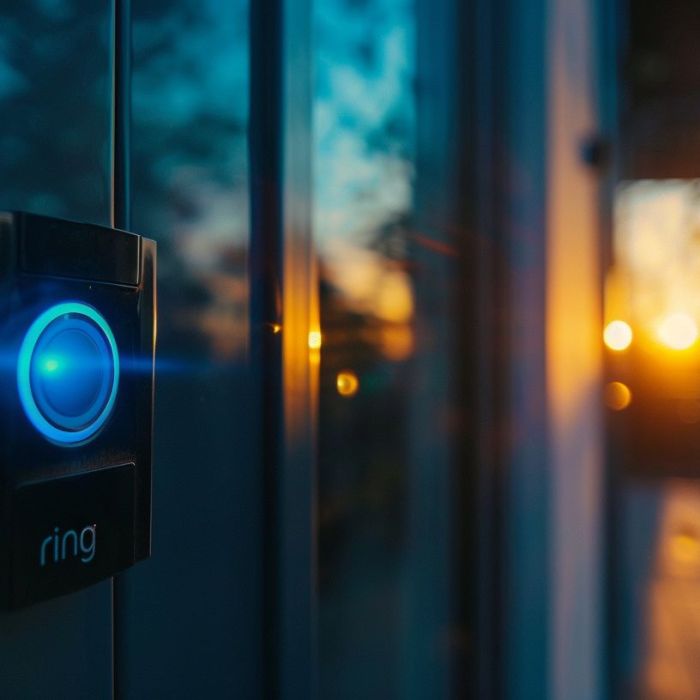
0 212 156 608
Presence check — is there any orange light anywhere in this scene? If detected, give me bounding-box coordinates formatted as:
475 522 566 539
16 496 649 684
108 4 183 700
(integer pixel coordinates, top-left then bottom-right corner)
670 531 700 564
379 324 413 361
677 400 700 424
604 381 632 411
308 330 322 350
657 312 698 350
603 320 633 351
336 371 359 397
375 273 414 323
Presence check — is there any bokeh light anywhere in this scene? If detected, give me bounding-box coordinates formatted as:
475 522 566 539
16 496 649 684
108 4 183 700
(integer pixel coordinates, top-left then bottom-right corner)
308 330 322 350
670 530 700 564
336 370 359 397
604 320 633 351
605 381 632 411
657 312 698 350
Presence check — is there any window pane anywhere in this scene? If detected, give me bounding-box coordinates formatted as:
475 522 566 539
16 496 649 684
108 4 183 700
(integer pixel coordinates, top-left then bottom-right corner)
0 1 113 696
118 1 261 696
315 2 467 696
315 1 417 695
0 0 111 223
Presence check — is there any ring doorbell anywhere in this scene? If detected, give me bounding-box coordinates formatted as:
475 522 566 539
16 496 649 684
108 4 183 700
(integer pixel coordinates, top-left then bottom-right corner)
0 212 156 607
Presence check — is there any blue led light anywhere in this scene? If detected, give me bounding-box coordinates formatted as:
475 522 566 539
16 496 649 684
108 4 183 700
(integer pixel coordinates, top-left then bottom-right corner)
43 358 59 373
17 302 120 445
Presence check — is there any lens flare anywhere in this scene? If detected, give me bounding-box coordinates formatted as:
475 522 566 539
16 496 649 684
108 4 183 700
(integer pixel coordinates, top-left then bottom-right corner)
603 320 633 351
657 312 698 350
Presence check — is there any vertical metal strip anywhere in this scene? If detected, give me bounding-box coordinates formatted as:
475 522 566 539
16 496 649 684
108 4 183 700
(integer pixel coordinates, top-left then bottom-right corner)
478 0 510 696
112 0 131 233
111 0 131 697
413 0 507 695
250 0 315 697
496 0 549 697
249 0 283 697
279 3 316 697
598 0 624 696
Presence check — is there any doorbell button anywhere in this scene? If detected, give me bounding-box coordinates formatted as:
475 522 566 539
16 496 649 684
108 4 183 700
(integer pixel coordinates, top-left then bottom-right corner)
17 302 120 445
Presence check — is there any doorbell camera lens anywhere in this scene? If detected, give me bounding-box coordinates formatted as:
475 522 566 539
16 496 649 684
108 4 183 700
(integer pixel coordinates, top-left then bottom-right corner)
17 302 120 445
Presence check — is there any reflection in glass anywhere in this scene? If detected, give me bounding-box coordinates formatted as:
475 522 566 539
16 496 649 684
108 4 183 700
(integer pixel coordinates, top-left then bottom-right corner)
0 0 111 222
132 0 249 362
315 1 417 697
0 2 114 696
120 1 258 696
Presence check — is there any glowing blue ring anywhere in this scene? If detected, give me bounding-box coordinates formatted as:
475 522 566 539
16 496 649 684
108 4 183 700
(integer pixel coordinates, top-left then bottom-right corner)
17 302 120 445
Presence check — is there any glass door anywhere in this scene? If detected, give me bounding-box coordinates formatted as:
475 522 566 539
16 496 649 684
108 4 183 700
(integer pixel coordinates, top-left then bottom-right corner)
0 0 496 697
313 1 489 697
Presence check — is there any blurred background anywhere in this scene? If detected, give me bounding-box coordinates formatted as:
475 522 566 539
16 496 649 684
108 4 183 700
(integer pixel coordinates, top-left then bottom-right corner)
605 3 700 698
0 0 699 698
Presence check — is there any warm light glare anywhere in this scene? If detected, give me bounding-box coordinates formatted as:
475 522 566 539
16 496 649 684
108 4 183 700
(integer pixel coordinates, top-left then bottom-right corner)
657 312 698 350
605 381 632 411
375 273 414 323
379 325 413 361
677 400 700 424
336 371 359 397
308 330 322 350
603 320 633 351
670 531 700 564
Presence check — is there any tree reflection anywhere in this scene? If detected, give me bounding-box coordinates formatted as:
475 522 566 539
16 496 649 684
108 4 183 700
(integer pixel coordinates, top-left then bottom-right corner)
132 0 248 362
0 0 111 222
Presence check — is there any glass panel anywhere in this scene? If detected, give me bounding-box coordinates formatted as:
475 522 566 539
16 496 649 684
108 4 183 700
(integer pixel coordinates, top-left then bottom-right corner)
118 1 261 696
315 0 417 695
0 1 113 697
315 2 465 697
0 0 111 223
